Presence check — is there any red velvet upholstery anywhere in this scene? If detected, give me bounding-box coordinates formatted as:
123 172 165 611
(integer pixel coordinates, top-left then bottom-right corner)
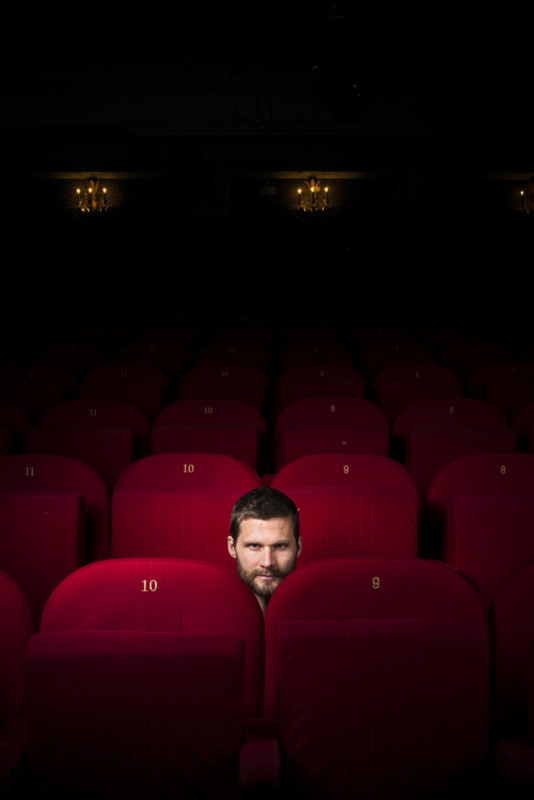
274 396 390 470
372 364 464 421
469 361 534 421
179 365 270 414
275 365 366 414
29 399 151 491
152 398 267 472
0 570 34 794
40 558 265 718
110 453 261 566
196 342 271 372
264 558 490 797
276 341 353 373
114 339 189 379
0 366 76 424
0 401 29 453
446 493 534 608
393 397 515 492
359 340 436 380
271 454 420 562
491 562 534 735
26 630 245 799
425 453 534 560
0 454 109 562
0 491 85 626
80 365 171 420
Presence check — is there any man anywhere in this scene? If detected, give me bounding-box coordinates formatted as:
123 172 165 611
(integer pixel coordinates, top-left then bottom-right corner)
228 486 302 615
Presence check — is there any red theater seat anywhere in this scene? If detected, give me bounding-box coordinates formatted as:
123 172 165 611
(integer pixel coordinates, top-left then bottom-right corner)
152 398 268 473
0 366 77 424
0 402 29 454
275 365 367 414
0 490 85 626
446 493 534 609
179 365 270 415
271 454 420 562
358 339 436 380
372 364 463 421
39 558 264 718
196 342 271 373
110 453 261 568
0 571 34 795
0 454 109 562
80 364 171 420
274 396 390 470
26 630 247 800
28 400 151 492
276 341 353 373
490 562 534 736
425 453 534 560
263 558 490 797
469 361 534 421
393 397 516 492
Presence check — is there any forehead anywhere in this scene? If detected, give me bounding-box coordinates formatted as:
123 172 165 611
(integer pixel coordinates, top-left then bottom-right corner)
238 517 294 543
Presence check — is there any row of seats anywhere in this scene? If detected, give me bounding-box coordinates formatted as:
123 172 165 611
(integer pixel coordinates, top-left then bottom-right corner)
2 391 534 493
3 557 534 797
2 450 534 628
2 354 534 422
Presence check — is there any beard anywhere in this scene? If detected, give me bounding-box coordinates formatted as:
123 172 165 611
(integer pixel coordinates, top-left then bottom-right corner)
235 560 296 602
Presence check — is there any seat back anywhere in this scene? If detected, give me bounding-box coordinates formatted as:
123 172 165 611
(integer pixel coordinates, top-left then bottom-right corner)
271 454 420 563
26 630 245 799
0 490 85 626
110 453 261 567
179 365 270 414
490 562 534 734
152 399 267 472
0 454 109 562
40 558 264 718
425 453 534 560
446 493 534 609
372 364 463 421
0 570 33 792
275 365 366 414
264 558 490 798
274 396 390 469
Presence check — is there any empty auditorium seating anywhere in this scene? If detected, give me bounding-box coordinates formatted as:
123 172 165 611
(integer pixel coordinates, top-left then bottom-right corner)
28 399 151 492
512 401 534 451
469 361 534 421
26 558 265 798
0 401 29 453
0 365 77 424
274 364 367 414
38 341 108 380
274 396 390 470
110 453 261 567
179 365 270 415
271 453 420 561
392 397 516 492
276 340 353 373
0 454 109 562
152 398 268 473
490 562 534 737
440 341 514 382
114 339 189 381
425 453 534 560
446 493 534 609
196 341 271 373
372 364 464 421
0 490 85 626
358 339 436 381
262 558 490 797
38 558 264 717
79 364 171 420
0 570 34 794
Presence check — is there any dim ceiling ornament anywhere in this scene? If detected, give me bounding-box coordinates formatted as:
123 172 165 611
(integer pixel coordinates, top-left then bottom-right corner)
75 177 108 215
297 176 330 215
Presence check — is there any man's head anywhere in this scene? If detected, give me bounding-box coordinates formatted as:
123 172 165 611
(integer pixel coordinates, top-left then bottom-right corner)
228 487 302 614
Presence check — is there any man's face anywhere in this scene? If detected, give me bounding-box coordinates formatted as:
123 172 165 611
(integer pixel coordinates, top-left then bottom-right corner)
228 517 302 613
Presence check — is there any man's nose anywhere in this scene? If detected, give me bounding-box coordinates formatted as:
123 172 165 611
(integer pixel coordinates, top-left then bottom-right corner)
259 547 276 567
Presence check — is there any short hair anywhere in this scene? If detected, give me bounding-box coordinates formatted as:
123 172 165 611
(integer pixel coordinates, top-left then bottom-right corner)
230 487 300 543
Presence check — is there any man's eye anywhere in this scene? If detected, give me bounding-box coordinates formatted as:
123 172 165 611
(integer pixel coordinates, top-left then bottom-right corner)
276 543 289 549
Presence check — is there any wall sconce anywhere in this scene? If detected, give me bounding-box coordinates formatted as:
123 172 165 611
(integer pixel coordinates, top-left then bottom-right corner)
520 181 534 214
297 176 329 214
75 177 108 214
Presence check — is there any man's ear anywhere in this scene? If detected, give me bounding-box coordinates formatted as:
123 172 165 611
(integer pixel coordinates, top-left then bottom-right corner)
296 537 303 558
227 536 237 559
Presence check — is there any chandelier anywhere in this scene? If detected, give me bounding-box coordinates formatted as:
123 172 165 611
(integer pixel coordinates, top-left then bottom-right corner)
297 176 329 214
75 177 108 214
